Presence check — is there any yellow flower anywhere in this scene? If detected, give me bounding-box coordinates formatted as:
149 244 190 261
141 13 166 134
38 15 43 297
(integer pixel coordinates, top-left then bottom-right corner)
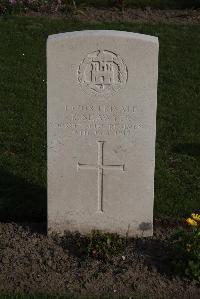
186 218 198 227
191 213 200 222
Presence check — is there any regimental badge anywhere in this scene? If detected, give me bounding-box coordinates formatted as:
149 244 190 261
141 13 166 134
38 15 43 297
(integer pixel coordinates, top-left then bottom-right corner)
78 50 128 97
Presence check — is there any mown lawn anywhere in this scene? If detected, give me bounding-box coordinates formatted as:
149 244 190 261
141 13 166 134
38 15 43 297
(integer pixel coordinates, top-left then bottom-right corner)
0 16 199 222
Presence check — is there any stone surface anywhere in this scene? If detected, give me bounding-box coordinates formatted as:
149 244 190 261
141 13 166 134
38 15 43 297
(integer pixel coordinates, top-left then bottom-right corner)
47 30 159 236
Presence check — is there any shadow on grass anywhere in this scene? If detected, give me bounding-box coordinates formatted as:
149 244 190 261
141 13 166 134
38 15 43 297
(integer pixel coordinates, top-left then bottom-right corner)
0 168 46 225
173 143 200 157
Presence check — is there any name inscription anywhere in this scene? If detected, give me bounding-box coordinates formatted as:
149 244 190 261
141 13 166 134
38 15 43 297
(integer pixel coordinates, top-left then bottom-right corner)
56 104 141 138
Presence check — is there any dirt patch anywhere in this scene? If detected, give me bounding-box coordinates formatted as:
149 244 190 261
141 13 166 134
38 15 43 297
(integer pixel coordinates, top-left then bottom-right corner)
25 7 200 24
74 7 200 24
0 219 199 298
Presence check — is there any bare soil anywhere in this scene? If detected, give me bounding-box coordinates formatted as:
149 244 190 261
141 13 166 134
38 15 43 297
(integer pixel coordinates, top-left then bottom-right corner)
26 7 200 24
73 7 200 24
0 218 199 298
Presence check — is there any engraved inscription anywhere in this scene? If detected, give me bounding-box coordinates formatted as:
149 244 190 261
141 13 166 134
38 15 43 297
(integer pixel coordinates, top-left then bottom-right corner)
78 50 128 97
57 104 140 138
77 141 125 212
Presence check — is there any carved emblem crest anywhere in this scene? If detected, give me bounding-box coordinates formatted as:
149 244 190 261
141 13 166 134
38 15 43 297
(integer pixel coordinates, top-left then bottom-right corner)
78 50 128 97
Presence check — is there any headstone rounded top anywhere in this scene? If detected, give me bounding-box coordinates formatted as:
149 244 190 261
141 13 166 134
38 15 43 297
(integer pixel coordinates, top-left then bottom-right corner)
47 30 158 45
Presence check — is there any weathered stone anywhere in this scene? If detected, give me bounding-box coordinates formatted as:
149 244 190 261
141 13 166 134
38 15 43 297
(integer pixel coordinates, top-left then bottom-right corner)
47 30 159 236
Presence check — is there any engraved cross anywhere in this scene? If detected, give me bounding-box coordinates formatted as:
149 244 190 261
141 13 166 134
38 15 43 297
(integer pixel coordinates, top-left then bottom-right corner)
77 141 125 212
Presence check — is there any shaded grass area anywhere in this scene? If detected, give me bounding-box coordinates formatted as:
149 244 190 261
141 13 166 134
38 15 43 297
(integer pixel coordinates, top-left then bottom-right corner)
77 0 200 9
0 17 199 221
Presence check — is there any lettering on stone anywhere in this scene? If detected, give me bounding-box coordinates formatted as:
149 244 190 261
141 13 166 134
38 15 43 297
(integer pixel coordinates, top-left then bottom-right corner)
58 104 138 137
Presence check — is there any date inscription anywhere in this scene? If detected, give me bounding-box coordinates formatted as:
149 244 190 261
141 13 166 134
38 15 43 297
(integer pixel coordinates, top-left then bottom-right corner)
56 104 141 138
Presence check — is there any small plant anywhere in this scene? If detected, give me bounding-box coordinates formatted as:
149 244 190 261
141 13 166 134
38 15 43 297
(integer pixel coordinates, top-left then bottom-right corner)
83 230 126 260
171 213 200 281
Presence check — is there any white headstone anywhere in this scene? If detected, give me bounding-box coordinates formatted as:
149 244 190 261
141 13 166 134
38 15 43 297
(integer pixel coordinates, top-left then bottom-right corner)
47 30 159 237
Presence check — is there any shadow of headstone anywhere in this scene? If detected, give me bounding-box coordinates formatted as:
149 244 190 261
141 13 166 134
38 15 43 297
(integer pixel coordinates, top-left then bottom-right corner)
0 168 46 224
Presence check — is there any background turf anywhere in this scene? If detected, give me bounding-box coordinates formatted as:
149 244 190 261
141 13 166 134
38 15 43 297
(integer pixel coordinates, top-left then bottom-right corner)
0 17 199 222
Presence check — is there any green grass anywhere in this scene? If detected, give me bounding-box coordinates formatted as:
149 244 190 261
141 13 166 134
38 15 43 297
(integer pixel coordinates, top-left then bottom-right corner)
0 17 199 222
76 0 200 9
